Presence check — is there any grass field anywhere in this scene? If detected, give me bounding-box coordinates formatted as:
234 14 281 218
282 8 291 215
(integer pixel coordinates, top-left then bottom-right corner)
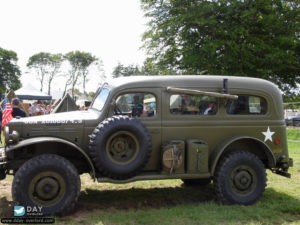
0 129 299 224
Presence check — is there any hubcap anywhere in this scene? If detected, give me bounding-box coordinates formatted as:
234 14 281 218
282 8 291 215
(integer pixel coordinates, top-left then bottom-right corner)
29 171 66 206
106 131 139 165
230 165 257 195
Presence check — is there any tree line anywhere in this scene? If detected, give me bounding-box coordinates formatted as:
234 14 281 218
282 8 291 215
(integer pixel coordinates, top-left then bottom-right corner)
0 49 104 97
27 51 104 97
139 0 299 95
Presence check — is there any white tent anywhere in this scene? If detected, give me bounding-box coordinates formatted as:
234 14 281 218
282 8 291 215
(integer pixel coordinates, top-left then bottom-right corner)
15 84 52 100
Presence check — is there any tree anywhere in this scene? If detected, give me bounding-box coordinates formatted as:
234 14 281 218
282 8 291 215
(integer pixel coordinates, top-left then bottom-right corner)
112 63 141 78
64 51 97 97
141 0 300 92
0 47 21 93
27 52 63 94
27 52 51 92
46 54 63 95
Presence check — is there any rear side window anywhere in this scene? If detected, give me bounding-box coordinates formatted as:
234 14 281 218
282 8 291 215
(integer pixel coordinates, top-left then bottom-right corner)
226 95 267 115
170 94 217 115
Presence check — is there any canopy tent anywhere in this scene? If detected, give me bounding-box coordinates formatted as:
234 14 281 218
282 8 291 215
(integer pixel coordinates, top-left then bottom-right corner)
14 84 52 100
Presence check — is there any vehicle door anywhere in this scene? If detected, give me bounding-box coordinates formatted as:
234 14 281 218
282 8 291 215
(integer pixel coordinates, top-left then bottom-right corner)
113 88 162 171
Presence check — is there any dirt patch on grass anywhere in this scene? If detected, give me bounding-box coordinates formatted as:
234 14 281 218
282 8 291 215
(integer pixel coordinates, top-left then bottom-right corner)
0 197 14 217
0 180 11 194
0 179 15 217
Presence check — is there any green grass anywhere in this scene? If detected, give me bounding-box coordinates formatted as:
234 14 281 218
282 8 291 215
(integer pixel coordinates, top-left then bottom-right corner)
0 129 299 224
287 128 300 141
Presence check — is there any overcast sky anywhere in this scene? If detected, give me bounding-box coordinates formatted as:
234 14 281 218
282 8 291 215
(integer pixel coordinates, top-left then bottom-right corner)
0 0 147 94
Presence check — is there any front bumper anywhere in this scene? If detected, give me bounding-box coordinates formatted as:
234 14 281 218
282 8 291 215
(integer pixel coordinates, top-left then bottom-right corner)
0 147 6 163
0 147 7 180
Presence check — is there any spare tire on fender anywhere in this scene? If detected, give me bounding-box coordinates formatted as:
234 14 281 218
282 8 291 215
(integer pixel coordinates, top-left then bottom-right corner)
89 116 152 179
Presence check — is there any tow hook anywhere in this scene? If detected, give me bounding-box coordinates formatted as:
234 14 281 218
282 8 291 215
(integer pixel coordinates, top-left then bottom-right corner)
274 170 291 178
273 156 292 178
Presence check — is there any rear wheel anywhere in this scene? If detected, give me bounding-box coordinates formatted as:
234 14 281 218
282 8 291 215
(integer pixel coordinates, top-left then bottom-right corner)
12 154 81 216
214 151 266 205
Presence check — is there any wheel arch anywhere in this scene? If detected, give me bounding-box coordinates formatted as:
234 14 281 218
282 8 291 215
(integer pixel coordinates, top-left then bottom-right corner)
210 136 276 176
6 137 96 179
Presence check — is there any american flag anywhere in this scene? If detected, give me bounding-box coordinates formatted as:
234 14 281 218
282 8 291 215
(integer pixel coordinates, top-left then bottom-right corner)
2 98 13 127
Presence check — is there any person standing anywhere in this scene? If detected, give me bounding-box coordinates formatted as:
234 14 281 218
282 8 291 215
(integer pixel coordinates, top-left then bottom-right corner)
11 98 26 118
27 103 33 116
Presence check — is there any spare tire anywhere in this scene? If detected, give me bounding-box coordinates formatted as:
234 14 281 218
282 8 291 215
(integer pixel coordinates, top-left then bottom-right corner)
89 116 152 179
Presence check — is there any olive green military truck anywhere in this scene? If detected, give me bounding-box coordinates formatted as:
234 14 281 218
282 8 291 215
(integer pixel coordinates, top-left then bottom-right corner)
0 76 293 216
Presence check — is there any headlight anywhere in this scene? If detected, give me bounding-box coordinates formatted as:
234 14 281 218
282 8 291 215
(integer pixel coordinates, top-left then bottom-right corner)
0 147 5 159
4 126 20 145
4 126 9 144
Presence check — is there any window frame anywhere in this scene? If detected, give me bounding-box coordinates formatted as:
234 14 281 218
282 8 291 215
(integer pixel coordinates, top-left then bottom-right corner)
225 94 268 116
114 91 158 119
168 93 219 118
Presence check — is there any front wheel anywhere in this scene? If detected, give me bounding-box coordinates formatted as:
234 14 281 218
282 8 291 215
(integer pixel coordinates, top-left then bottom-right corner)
12 154 81 216
214 151 266 205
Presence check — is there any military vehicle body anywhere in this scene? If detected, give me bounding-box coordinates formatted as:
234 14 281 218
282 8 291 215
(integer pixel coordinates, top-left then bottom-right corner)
0 75 293 215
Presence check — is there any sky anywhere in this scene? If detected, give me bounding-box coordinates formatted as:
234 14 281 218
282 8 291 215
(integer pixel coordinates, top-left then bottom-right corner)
0 0 147 96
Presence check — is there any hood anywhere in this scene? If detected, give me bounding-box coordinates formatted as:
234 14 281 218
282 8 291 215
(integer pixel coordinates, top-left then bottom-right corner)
10 110 100 126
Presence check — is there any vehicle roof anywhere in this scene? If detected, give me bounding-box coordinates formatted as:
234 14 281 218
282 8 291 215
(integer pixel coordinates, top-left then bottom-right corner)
107 75 281 96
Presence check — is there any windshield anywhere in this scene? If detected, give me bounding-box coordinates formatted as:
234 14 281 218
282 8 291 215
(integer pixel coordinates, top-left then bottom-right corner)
91 88 110 111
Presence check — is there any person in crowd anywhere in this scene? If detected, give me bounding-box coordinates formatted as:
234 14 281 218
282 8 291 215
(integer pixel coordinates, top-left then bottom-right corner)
12 98 26 118
46 105 51 114
31 102 37 116
36 104 43 115
28 103 33 116
40 104 46 115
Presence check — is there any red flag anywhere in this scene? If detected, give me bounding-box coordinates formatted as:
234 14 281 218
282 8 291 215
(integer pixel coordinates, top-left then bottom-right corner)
2 98 13 127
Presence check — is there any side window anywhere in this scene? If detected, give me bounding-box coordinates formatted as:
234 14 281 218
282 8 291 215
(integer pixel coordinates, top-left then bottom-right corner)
226 95 267 115
170 94 217 115
115 93 156 117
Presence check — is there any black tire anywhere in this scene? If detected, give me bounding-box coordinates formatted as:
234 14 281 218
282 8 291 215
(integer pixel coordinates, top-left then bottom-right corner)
12 154 81 216
214 151 266 205
89 116 152 179
182 178 211 186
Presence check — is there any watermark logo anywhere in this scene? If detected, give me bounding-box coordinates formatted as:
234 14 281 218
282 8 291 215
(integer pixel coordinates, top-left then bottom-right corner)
1 205 55 224
13 206 25 217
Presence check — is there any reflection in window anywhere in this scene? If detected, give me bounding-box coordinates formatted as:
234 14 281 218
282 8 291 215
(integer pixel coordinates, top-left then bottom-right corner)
226 95 267 115
115 93 156 117
91 88 110 111
170 94 217 115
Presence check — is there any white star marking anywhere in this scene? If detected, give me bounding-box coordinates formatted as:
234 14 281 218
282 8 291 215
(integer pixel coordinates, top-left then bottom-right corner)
262 127 275 142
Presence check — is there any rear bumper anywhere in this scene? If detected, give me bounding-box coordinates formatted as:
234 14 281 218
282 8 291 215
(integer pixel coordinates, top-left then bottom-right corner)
288 158 293 167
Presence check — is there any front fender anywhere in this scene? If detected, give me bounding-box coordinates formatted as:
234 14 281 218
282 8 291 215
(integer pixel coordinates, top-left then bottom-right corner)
210 136 276 175
6 137 96 179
